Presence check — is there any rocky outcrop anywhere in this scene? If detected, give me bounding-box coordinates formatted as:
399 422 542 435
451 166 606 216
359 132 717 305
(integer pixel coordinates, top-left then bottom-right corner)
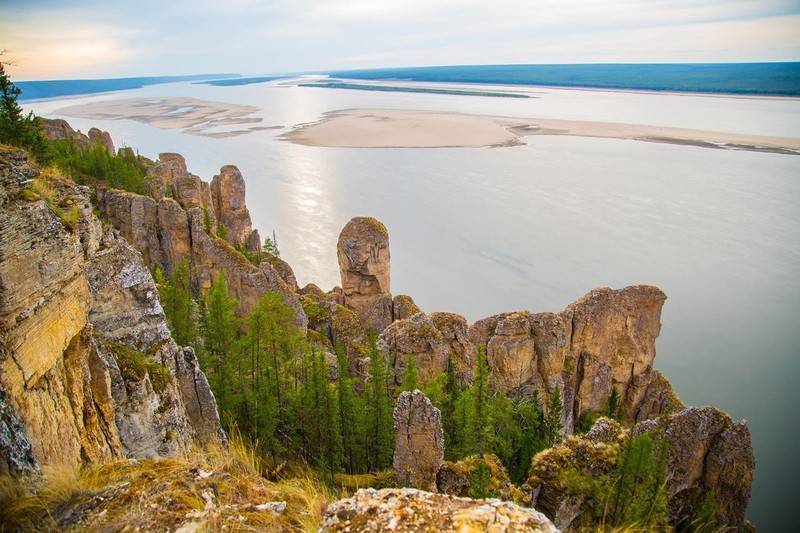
331 220 675 432
319 488 557 532
526 409 754 532
211 165 260 252
640 406 755 531
466 286 677 432
40 118 90 148
0 145 223 471
381 313 448 386
437 454 523 503
392 294 421 320
88 127 115 154
337 217 392 332
393 390 444 492
99 165 306 330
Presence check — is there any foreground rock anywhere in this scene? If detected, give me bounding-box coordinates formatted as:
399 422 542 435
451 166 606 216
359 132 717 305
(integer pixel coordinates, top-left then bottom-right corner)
393 390 444 491
319 488 558 532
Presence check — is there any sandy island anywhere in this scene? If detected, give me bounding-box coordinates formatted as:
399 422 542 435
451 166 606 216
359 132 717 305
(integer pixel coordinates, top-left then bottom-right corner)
55 97 272 137
282 108 800 154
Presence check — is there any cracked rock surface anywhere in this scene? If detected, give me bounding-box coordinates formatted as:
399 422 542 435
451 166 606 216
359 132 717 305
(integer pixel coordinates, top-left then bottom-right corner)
319 488 558 532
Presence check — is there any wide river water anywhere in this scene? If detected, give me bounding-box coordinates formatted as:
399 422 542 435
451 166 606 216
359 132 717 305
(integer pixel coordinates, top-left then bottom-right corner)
27 80 800 529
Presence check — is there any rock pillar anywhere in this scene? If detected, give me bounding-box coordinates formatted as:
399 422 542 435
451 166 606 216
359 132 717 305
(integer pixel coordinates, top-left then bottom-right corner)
337 217 392 332
393 390 444 492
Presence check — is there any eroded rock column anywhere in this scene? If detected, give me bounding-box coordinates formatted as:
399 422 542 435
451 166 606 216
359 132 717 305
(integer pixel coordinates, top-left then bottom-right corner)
337 217 392 332
393 390 444 492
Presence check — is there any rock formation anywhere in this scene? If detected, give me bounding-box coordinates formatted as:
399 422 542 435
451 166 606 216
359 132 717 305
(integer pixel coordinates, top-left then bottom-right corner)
382 313 449 385
641 406 755 531
319 488 558 532
88 127 115 154
211 165 261 252
393 390 444 491
98 157 306 331
526 408 754 532
0 145 223 472
337 217 393 332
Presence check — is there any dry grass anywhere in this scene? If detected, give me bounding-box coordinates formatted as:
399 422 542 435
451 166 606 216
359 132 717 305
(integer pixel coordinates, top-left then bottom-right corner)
0 432 339 532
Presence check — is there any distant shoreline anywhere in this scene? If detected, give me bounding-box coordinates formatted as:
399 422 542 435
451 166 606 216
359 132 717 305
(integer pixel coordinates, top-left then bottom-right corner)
283 108 800 154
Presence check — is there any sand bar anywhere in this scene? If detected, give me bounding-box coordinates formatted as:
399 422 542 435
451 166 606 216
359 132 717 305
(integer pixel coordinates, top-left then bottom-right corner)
55 97 263 137
283 108 800 154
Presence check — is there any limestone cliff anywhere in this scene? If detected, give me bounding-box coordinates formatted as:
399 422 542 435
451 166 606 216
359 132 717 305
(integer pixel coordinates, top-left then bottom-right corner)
0 145 223 473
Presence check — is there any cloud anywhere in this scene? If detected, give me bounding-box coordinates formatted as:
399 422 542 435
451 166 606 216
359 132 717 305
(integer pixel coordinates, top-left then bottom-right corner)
2 0 798 79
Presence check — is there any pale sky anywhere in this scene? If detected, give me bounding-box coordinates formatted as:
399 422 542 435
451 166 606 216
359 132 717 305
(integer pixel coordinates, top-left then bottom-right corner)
2 0 799 81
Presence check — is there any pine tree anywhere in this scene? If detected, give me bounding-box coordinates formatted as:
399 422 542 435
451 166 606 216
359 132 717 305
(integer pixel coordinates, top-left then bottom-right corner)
251 291 303 452
201 270 240 412
543 385 564 447
158 258 198 347
608 433 670 527
441 356 465 457
310 347 344 479
399 353 419 393
469 458 493 500
469 345 493 454
0 56 49 162
336 341 365 473
605 385 621 420
365 331 394 471
264 230 280 257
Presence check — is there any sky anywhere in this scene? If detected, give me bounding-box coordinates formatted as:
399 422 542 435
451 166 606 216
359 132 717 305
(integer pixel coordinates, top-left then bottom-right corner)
2 0 799 81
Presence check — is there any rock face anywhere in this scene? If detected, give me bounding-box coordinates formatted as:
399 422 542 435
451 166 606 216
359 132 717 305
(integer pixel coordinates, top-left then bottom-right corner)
0 146 223 472
337 217 392 332
319 488 558 533
393 390 444 492
466 286 676 432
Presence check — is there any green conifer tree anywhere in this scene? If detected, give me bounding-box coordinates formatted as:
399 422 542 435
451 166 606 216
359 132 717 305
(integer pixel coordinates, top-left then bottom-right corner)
158 258 198 347
365 331 394 471
399 353 419 393
605 385 621 420
0 57 49 162
469 345 493 454
336 342 365 473
543 385 564 447
201 270 239 413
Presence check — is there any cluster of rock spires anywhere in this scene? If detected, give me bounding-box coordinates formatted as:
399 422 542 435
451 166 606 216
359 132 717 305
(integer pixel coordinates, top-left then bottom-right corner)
0 123 754 531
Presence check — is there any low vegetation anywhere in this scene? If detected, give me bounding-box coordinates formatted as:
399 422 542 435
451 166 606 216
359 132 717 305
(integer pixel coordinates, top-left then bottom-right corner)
0 432 339 532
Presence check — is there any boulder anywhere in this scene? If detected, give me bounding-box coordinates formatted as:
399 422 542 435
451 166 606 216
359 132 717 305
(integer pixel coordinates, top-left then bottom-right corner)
393 391 444 492
319 488 557 532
